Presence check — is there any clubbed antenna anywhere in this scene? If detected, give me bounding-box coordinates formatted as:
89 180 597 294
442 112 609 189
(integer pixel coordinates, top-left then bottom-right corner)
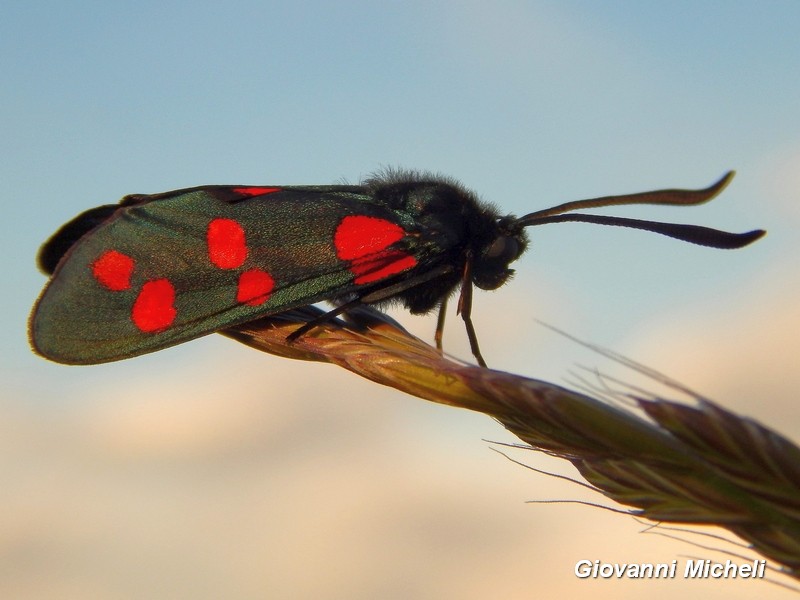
515 172 766 249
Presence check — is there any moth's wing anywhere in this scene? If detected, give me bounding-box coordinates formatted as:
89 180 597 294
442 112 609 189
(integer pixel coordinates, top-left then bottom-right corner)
30 185 426 364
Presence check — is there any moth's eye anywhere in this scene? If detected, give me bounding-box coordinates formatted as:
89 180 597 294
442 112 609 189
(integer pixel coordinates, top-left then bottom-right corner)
485 236 519 263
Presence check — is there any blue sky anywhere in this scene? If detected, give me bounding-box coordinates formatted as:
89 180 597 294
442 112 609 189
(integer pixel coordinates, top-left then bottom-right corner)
2 2 799 598
5 1 797 375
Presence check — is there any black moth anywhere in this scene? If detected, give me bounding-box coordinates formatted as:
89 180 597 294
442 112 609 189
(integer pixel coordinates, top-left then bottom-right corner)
31 170 764 366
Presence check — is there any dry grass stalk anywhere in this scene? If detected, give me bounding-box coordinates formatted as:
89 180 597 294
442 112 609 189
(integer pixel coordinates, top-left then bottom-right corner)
222 305 800 580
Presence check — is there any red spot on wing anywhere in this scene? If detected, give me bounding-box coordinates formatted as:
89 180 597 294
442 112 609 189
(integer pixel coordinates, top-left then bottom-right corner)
232 187 281 198
131 279 177 332
92 250 135 291
351 251 418 284
334 216 417 284
207 218 248 269
236 269 275 306
334 215 407 260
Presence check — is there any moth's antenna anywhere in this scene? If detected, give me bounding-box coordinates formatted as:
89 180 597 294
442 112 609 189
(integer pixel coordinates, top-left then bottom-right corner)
514 171 765 249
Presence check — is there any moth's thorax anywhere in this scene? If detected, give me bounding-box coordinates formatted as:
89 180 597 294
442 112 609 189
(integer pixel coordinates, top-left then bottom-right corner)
371 178 530 302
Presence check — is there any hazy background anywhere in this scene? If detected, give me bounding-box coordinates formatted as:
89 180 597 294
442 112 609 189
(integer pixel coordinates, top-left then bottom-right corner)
3 1 799 598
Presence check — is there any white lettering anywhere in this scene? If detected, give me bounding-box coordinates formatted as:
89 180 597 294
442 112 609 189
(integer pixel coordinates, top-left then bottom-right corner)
575 559 680 579
654 561 676 578
629 564 648 578
756 560 766 578
684 559 706 578
576 558 766 580
598 563 615 578
723 560 739 578
575 560 593 578
683 559 768 579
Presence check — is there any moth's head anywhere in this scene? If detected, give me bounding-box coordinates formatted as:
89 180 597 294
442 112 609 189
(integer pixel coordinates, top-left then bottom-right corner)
471 217 529 291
